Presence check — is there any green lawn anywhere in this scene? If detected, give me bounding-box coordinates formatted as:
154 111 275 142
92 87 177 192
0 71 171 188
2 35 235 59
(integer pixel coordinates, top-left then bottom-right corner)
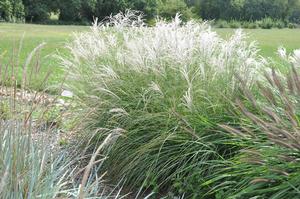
216 28 300 58
0 23 88 90
0 23 299 90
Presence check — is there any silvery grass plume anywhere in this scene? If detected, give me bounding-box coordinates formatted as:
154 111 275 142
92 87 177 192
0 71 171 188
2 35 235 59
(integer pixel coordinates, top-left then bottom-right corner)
278 47 300 66
63 11 264 111
61 11 267 197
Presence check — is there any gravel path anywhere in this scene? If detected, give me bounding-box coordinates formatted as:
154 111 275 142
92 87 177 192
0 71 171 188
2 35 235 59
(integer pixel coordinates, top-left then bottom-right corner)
0 86 75 154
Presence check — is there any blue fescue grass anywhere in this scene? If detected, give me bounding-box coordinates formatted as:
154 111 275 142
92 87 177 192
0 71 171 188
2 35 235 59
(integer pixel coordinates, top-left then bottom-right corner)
0 44 125 198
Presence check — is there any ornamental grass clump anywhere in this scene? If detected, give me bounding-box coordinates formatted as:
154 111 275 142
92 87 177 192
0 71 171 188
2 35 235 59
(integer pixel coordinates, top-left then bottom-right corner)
62 11 265 196
209 49 300 198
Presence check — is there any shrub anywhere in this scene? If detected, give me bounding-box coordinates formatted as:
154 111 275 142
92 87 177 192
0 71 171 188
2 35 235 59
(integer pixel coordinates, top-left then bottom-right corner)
214 19 290 30
247 21 258 29
288 22 297 29
241 21 250 29
228 20 241 28
258 17 274 29
275 20 286 29
214 19 229 28
62 12 265 196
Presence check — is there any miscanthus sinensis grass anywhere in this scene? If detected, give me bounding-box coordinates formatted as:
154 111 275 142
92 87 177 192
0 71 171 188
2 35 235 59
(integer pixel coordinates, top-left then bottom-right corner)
62 11 266 197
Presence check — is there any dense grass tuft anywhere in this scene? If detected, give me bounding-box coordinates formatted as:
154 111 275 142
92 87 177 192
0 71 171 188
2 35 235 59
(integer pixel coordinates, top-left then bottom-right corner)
62 12 267 197
209 50 300 198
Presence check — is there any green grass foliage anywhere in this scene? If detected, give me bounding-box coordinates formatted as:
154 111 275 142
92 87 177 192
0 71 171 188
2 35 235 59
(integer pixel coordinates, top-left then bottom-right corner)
62 12 269 197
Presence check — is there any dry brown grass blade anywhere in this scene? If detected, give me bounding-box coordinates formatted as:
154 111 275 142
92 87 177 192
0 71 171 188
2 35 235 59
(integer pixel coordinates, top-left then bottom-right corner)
78 132 121 199
291 66 300 94
241 157 265 165
277 154 296 162
3 64 9 89
75 158 107 178
21 42 46 90
270 168 289 176
291 143 300 150
264 70 274 87
241 126 257 138
250 178 272 184
236 99 269 132
218 124 249 138
257 82 277 106
285 110 298 128
272 69 284 94
280 96 299 128
261 106 282 123
235 74 258 108
243 88 258 108
240 149 262 157
269 137 297 150
28 49 41 85
22 69 56 130
267 125 299 143
287 72 295 94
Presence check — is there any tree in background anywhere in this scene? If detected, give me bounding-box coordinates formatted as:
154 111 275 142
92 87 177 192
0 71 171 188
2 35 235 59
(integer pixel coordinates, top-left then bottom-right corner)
23 0 52 22
288 0 300 23
192 0 300 21
94 0 128 20
58 0 81 22
81 0 97 21
0 0 12 21
0 0 24 22
157 0 196 21
127 0 158 20
11 0 24 21
0 0 300 24
56 0 193 23
242 0 287 20
196 0 220 19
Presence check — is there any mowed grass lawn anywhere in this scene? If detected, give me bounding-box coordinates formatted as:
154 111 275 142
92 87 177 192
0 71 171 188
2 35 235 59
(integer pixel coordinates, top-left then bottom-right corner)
217 28 300 58
0 23 299 90
0 23 88 91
